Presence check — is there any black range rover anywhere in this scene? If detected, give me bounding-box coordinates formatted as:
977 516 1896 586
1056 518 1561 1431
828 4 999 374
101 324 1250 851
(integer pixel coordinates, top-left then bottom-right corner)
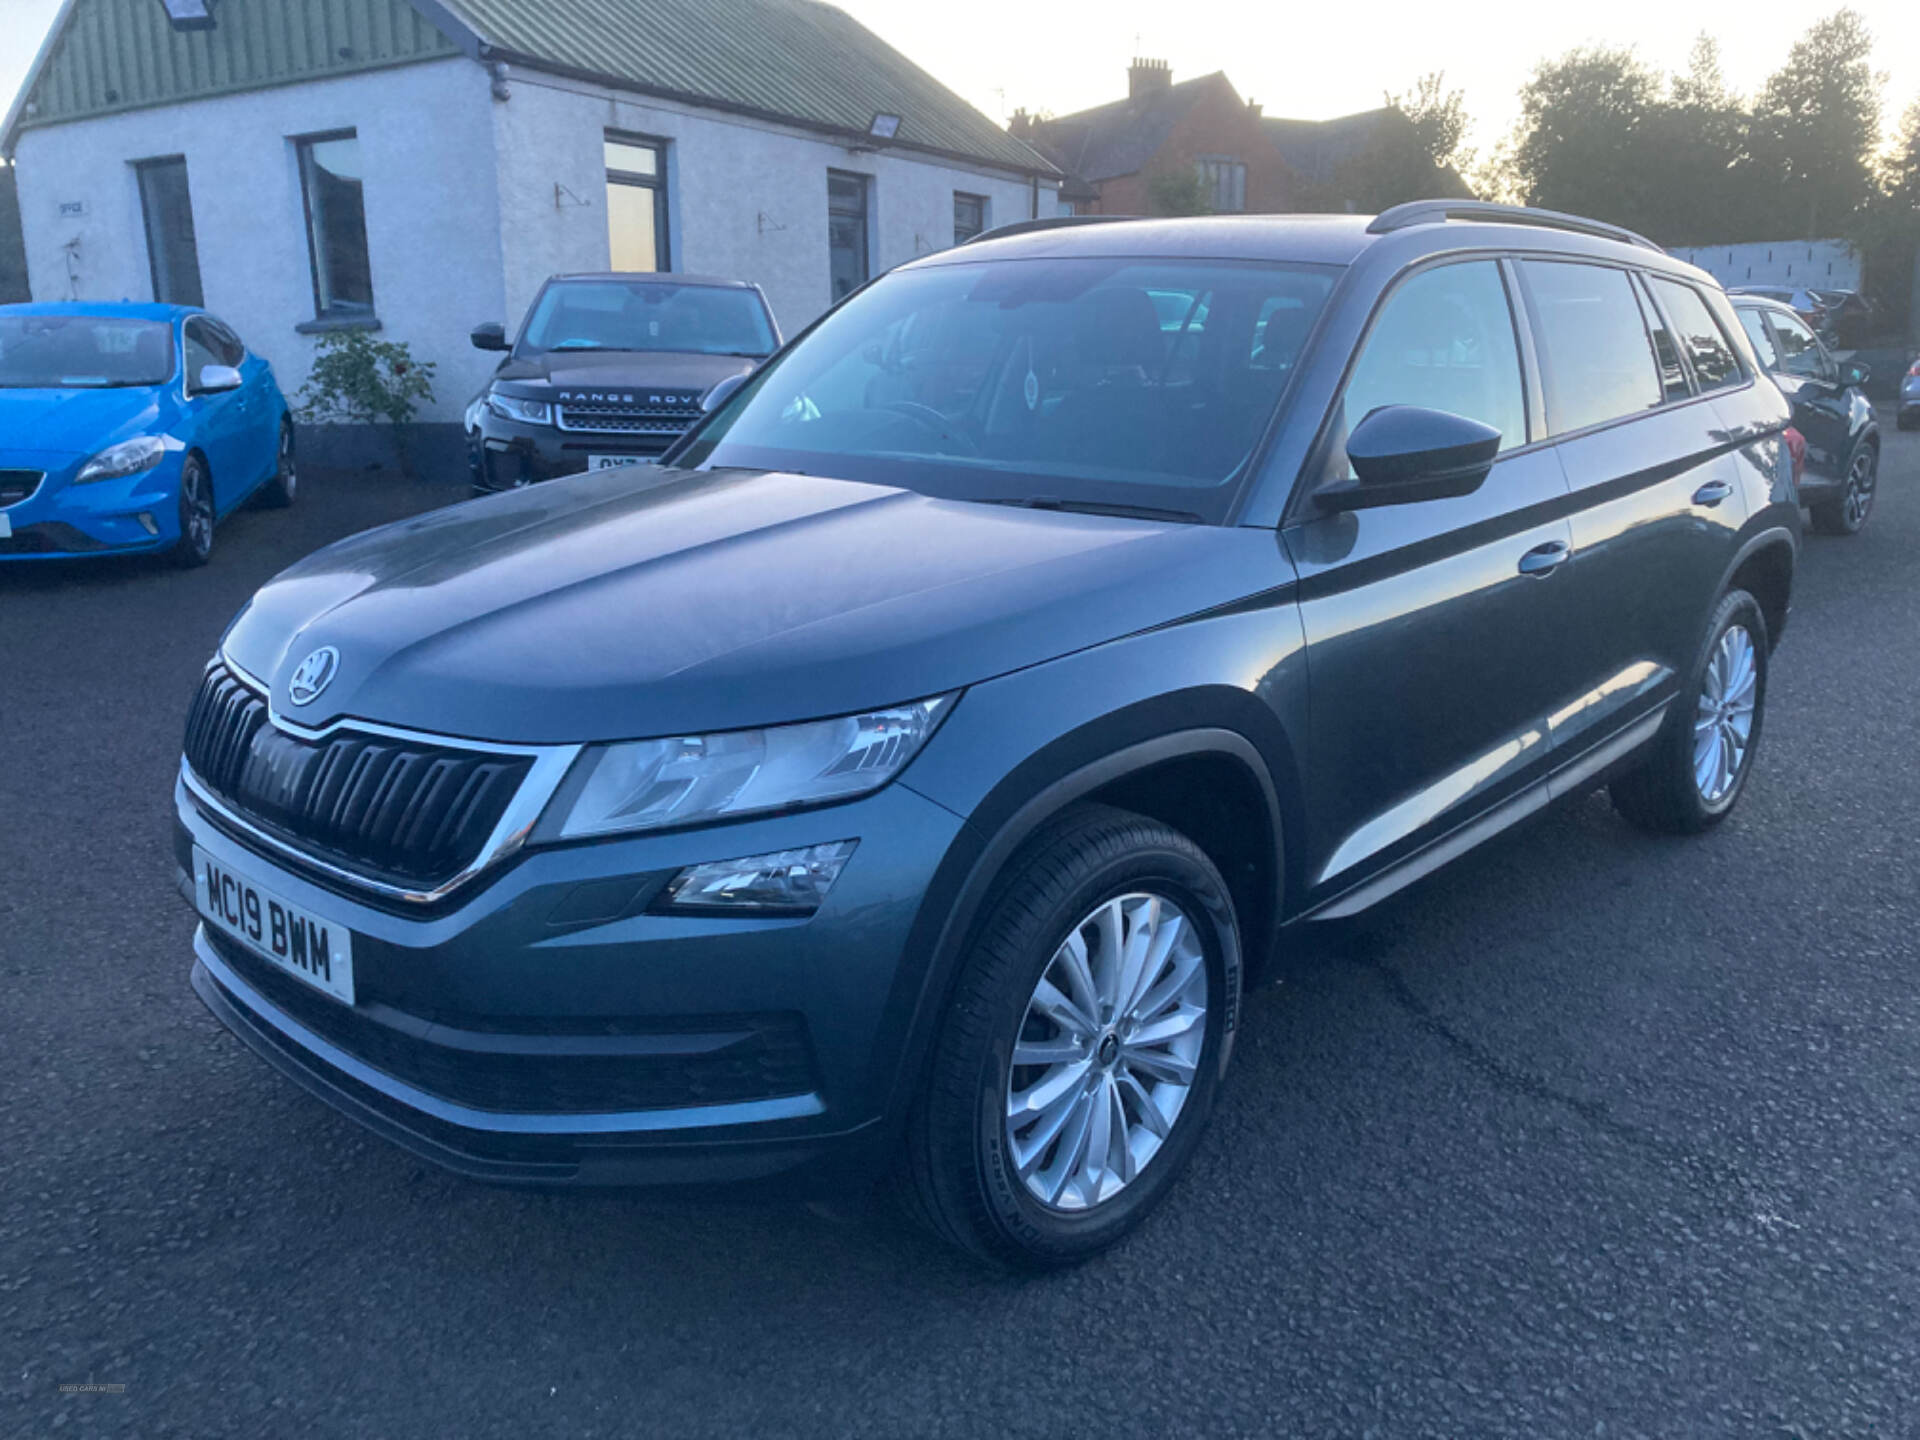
465 273 780 491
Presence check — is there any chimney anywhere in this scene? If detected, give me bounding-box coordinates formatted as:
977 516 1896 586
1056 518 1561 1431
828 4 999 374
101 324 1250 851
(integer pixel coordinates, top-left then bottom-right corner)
1008 107 1034 138
1128 58 1171 100
1246 97 1263 118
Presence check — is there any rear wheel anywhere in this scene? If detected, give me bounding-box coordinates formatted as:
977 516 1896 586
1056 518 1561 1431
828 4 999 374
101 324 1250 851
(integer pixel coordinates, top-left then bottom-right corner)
256 421 297 508
1809 443 1876 536
172 456 215 568
904 805 1241 1269
1610 590 1768 834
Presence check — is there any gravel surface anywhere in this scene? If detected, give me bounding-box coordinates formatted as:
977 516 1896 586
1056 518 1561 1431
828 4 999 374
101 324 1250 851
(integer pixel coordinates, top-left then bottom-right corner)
3 434 1916 1438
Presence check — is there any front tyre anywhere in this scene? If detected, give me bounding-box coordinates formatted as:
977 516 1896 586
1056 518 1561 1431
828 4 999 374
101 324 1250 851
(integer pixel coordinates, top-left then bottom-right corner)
1610 589 1769 834
905 805 1241 1269
171 455 215 568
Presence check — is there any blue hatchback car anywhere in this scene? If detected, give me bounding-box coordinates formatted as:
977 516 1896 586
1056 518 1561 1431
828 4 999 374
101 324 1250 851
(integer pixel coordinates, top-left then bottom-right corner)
0 302 295 565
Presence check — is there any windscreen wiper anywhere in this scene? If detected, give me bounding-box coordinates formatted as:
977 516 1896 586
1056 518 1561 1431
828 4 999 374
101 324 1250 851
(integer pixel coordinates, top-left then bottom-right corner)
978 496 1202 524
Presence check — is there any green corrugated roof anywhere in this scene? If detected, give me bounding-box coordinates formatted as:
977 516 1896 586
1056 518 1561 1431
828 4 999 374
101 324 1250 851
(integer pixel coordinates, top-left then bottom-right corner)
7 0 460 143
441 0 1054 174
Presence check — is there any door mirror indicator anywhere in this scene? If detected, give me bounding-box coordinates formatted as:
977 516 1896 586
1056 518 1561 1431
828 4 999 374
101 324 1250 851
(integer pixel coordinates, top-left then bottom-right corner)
191 364 243 396
1316 405 1503 511
1838 360 1870 388
470 322 509 352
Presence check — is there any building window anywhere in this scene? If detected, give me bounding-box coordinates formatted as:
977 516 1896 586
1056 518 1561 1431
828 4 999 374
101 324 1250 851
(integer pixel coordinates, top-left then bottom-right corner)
828 171 870 301
295 131 374 320
605 134 669 272
135 156 203 307
1196 156 1246 213
953 192 986 245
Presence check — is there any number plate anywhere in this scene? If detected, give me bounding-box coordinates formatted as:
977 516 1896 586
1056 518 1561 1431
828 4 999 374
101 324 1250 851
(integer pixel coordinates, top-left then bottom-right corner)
589 454 651 471
193 846 354 1005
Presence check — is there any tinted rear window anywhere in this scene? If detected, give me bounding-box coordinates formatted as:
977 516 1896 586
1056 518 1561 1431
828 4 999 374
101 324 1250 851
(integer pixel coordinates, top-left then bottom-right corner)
1650 278 1741 391
1522 261 1661 434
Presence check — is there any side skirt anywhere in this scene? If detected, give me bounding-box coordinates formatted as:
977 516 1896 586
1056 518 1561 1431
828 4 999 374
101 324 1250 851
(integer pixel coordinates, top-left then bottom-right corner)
1297 707 1667 923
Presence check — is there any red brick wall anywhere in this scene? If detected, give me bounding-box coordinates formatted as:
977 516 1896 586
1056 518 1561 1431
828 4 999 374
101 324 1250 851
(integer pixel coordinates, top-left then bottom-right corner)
1087 76 1298 215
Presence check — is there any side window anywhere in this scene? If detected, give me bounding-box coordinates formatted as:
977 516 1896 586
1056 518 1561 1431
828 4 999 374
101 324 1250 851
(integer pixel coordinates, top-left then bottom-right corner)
1769 312 1833 381
1522 260 1662 434
1335 260 1526 479
182 319 218 388
1650 278 1741 391
1636 281 1690 401
204 317 244 367
1736 308 1778 370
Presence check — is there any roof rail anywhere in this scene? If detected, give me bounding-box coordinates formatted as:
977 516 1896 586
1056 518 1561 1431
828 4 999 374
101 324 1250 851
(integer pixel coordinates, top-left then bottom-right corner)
963 214 1140 245
1366 200 1664 254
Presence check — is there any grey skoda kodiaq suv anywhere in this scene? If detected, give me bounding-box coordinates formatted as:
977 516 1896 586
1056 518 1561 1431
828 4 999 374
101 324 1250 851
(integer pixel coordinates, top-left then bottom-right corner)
177 202 1800 1268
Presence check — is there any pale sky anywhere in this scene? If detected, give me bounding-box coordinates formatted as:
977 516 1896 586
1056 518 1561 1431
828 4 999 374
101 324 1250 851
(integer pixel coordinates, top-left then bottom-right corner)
4 0 1917 163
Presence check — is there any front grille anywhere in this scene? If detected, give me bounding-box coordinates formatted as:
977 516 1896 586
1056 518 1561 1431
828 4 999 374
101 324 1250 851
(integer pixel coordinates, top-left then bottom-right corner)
0 469 43 507
183 664 533 889
0 521 101 555
556 392 702 449
208 929 818 1115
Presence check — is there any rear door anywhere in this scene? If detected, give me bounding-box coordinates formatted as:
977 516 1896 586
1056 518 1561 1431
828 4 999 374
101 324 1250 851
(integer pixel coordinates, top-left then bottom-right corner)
1282 258 1582 906
1760 308 1853 483
1517 261 1749 763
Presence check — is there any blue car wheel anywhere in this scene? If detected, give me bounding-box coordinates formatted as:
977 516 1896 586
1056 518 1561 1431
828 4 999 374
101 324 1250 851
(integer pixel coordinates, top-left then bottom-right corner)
174 456 215 568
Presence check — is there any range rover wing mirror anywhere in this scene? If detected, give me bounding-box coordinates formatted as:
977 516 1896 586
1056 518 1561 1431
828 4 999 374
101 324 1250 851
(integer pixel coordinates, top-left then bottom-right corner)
1838 359 1871 388
470 322 509 352
1316 405 1503 512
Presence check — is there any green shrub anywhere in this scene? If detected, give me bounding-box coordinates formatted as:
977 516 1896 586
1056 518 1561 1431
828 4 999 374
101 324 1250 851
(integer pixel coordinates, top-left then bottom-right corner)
294 330 437 473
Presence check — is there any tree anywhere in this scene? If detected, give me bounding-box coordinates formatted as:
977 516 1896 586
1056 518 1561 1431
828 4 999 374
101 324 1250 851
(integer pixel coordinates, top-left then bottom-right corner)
1146 167 1211 216
1386 71 1472 172
1641 34 1755 243
1509 46 1663 233
1747 8 1881 237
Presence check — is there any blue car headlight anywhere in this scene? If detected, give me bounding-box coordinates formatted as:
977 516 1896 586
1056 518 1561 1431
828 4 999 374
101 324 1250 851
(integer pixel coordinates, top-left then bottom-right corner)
486 389 551 426
75 435 170 484
537 696 956 841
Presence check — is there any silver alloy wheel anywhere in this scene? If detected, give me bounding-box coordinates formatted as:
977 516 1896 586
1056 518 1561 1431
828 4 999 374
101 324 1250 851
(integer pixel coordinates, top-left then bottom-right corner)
1694 623 1758 803
278 426 297 500
1004 891 1208 1212
183 467 214 557
1843 448 1875 528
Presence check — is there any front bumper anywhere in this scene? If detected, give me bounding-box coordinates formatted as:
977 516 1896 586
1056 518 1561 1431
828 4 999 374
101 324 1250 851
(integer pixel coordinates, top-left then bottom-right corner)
468 411 671 494
176 770 967 1188
0 452 185 559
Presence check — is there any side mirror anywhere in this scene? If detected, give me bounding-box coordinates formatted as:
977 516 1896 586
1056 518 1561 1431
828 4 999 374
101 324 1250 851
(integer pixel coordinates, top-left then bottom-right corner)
1316 405 1503 511
702 371 752 413
1838 360 1870 388
191 364 243 396
470 322 509 352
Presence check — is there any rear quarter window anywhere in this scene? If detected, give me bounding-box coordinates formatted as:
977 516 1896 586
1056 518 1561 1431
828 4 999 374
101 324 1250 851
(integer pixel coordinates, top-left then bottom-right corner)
1649 278 1742 391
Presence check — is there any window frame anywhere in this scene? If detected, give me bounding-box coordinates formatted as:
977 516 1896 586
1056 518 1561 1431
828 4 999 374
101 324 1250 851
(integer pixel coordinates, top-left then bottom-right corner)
294 128 376 323
826 169 872 301
952 191 987 246
134 154 204 308
1733 305 1780 371
1195 156 1247 214
1761 306 1836 384
1641 274 1746 396
604 131 671 273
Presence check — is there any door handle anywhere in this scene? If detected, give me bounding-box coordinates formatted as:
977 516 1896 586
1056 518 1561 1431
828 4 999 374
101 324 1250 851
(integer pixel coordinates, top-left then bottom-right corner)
1692 480 1733 508
1517 540 1571 576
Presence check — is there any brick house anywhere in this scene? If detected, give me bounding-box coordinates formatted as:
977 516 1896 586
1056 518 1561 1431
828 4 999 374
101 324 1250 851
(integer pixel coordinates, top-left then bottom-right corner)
1015 60 1471 218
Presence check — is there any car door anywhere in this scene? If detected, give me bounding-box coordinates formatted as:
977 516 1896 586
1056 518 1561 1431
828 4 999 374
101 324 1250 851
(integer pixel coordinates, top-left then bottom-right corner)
1518 261 1748 765
1281 257 1583 908
207 315 279 486
1760 307 1853 483
182 316 251 508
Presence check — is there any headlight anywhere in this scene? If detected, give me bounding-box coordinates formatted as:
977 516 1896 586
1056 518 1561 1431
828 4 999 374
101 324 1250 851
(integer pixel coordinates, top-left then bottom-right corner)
487 389 552 426
539 696 955 841
76 435 168 484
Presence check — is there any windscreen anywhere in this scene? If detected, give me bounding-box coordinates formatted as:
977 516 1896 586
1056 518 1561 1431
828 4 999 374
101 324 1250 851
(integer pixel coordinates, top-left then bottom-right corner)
679 257 1339 521
517 281 776 359
0 315 177 389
